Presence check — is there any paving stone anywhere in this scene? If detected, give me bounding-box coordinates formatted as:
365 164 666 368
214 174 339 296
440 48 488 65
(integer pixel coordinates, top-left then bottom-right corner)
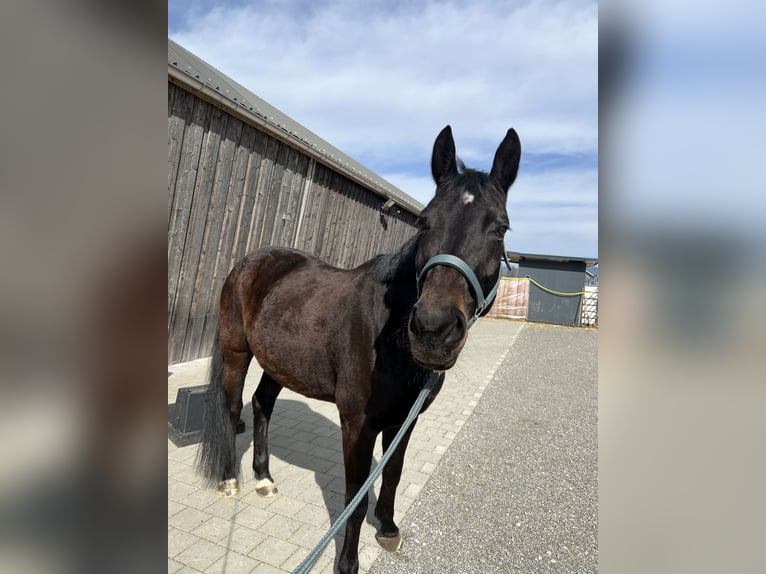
169 506 214 532
205 551 260 574
174 538 227 571
168 527 201 558
257 515 303 540
233 504 272 530
168 480 198 502
221 526 267 557
249 536 300 568
168 499 186 518
251 563 284 574
268 495 307 518
192 515 237 544
287 522 326 550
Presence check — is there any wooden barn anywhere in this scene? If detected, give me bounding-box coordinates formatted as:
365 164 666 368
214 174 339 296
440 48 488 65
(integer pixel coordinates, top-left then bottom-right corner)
167 39 423 364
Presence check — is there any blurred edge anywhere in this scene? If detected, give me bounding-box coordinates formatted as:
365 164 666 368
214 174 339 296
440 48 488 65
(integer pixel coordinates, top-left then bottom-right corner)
601 1 766 573
0 1 166 573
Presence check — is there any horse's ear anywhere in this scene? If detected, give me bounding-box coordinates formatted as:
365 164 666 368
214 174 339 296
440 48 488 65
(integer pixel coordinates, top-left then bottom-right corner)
490 128 521 193
431 125 458 184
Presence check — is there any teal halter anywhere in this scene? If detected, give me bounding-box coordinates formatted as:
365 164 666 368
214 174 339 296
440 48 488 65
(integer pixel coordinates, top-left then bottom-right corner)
416 252 509 328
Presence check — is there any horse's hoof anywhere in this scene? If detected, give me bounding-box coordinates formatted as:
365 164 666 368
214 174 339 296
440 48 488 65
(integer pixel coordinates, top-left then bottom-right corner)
255 478 278 498
217 478 238 498
375 531 402 552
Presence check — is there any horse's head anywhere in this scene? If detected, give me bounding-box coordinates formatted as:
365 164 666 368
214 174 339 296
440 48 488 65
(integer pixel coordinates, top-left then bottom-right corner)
409 125 521 370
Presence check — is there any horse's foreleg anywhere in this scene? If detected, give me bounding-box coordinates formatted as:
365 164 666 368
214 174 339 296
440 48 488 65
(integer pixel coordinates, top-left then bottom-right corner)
337 416 377 574
252 372 282 497
374 423 416 552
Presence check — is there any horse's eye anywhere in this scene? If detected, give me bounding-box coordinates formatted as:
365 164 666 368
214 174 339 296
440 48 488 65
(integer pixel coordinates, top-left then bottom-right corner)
494 224 509 239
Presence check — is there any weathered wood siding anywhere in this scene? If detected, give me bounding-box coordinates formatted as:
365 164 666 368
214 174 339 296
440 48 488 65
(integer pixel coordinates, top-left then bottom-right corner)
168 82 419 363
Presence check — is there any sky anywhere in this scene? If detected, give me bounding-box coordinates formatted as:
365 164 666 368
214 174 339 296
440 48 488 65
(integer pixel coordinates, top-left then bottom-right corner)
169 0 598 258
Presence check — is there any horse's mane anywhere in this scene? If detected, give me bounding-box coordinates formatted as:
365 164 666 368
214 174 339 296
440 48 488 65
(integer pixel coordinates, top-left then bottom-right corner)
367 232 422 284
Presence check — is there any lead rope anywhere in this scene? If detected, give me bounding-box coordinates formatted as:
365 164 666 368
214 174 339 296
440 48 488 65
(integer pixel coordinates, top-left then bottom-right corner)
293 254 508 573
292 372 440 574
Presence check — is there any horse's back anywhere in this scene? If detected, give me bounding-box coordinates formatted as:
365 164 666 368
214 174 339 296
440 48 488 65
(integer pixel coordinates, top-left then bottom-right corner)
223 246 372 401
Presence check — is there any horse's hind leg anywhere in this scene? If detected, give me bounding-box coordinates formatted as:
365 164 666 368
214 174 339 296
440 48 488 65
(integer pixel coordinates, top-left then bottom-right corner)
374 423 415 552
252 372 282 497
196 324 252 498
218 347 252 496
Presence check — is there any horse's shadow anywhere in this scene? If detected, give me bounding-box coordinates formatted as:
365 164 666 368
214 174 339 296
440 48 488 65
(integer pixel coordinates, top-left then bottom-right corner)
234 398 381 566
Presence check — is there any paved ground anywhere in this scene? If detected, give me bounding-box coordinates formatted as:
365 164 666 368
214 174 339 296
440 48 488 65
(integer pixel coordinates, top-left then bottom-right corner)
168 318 526 573
368 323 598 574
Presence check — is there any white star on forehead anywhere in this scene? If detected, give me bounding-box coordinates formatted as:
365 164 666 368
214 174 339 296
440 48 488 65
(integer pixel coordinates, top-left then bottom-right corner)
461 192 475 204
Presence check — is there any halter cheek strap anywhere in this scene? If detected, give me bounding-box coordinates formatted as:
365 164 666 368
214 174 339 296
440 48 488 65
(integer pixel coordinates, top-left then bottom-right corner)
416 253 506 328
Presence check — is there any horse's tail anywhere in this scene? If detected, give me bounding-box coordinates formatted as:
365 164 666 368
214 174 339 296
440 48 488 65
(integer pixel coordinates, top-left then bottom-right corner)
194 326 237 488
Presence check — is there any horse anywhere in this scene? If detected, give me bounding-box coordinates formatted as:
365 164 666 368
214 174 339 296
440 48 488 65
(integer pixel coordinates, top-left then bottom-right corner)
195 125 521 573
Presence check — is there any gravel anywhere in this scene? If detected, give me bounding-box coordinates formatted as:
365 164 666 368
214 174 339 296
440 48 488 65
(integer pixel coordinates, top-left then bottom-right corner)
368 323 598 574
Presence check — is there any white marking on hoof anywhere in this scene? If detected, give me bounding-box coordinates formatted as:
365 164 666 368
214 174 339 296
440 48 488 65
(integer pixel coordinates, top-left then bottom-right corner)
462 191 475 204
255 478 278 498
375 532 402 552
217 478 238 498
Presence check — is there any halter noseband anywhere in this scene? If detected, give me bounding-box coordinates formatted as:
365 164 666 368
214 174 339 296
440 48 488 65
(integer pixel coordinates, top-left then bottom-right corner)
416 252 510 328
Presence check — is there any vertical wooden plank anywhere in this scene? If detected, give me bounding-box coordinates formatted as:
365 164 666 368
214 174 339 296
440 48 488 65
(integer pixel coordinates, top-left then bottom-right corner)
340 179 358 263
271 147 299 247
284 152 310 248
248 135 279 251
292 157 315 251
167 86 195 254
303 163 331 256
241 129 270 254
259 142 290 248
195 116 252 359
227 124 260 268
356 187 376 265
168 103 227 362
337 177 358 267
344 184 365 267
182 112 243 361
357 188 373 260
167 83 183 229
371 195 389 258
360 192 381 262
321 172 345 265
347 183 367 266
168 94 210 334
325 174 346 266
314 167 335 261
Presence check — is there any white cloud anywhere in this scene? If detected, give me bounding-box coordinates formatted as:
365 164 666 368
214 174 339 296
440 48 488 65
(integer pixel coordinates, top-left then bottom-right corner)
506 167 598 257
382 165 598 258
381 172 436 207
169 0 597 256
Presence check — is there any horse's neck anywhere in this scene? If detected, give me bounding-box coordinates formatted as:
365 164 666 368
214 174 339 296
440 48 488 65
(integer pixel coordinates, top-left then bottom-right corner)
370 235 420 290
368 233 420 286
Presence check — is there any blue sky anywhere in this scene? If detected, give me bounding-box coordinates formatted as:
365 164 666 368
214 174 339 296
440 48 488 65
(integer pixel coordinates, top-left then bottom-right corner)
169 0 598 258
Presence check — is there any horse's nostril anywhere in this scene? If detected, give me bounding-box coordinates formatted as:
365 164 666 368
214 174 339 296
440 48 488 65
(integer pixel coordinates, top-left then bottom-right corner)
409 306 421 336
410 304 466 346
447 313 466 344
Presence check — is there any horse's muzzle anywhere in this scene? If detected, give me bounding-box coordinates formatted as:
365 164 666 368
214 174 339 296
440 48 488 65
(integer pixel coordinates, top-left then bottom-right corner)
407 302 467 370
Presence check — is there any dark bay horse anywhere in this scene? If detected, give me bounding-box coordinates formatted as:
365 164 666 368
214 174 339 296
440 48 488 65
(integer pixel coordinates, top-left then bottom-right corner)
196 125 521 573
